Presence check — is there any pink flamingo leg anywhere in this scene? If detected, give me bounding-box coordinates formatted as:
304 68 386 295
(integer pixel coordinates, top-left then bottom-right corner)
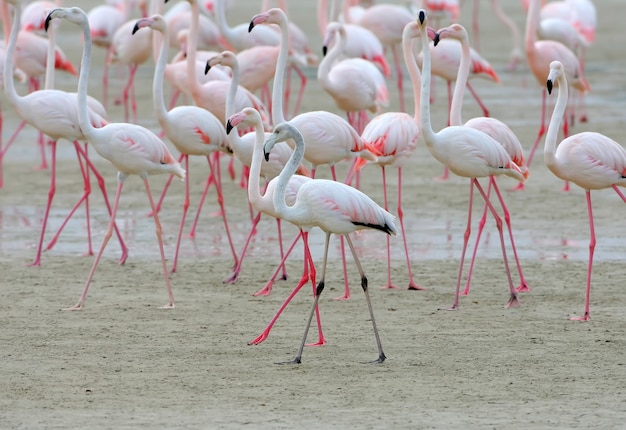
569 191 594 321
44 142 94 256
170 155 191 273
466 82 489 118
187 173 216 238
398 167 424 290
147 153 183 217
249 231 326 346
45 143 128 264
224 211 262 284
253 230 302 296
462 180 491 296
380 166 398 289
210 154 239 269
331 166 351 301
474 179 519 308
490 177 529 292
30 140 57 267
121 64 138 123
449 180 475 310
289 64 307 118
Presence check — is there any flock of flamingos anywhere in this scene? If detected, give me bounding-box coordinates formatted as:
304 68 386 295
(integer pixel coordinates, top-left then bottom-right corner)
1 0 624 364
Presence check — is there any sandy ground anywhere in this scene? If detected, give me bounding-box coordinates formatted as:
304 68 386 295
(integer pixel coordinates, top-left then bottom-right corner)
2 0 626 428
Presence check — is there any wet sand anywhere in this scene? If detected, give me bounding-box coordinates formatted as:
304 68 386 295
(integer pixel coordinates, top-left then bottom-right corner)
2 1 626 428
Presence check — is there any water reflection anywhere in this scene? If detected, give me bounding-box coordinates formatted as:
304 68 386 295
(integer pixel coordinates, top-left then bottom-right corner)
0 205 619 264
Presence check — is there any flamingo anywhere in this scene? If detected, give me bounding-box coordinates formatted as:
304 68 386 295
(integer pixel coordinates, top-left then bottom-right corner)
434 23 530 295
132 14 238 274
109 17 152 123
318 21 389 134
4 0 127 267
205 50 308 287
356 21 424 291
46 6 185 310
226 108 325 347
263 121 396 364
86 0 132 109
521 0 590 190
250 8 379 301
417 9 526 310
544 60 626 321
343 0 414 113
317 0 390 77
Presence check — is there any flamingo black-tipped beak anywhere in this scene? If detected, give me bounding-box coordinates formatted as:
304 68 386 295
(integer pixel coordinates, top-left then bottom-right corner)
248 21 255 33
322 46 328 56
264 151 270 162
132 23 141 35
226 120 234 135
205 60 212 75
433 33 441 46
547 79 553 95
44 11 54 32
418 10 426 25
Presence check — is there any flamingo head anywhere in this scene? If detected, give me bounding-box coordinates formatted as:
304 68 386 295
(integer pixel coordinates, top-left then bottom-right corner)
45 7 88 32
433 23 468 46
226 108 261 135
249 7 286 32
132 15 166 35
263 123 300 162
546 61 565 95
205 51 236 75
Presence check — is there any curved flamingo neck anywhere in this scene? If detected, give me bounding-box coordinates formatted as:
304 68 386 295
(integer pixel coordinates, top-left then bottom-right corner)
273 127 305 219
525 0 540 56
76 12 96 140
247 112 268 206
401 27 422 122
449 32 472 127
186 0 200 98
45 20 58 90
3 1 21 109
152 24 169 126
545 73 568 175
418 22 438 150
491 0 520 55
215 0 238 49
317 25 345 95
270 9 290 125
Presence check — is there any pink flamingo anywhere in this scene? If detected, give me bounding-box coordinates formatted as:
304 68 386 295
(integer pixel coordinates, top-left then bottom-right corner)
317 0 390 78
133 14 238 274
109 17 152 123
544 60 626 321
20 0 60 32
263 121 396 364
46 6 185 310
4 0 127 267
357 21 424 291
343 0 413 113
87 0 132 109
205 50 308 286
417 9 526 310
318 21 389 134
250 8 379 301
226 108 325 347
521 0 590 190
434 23 530 295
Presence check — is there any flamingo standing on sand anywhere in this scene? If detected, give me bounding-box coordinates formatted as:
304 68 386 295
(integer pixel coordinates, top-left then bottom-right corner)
521 0 590 191
4 0 127 267
133 14 238 274
417 9 526 310
250 7 379 301
434 23 530 295
226 108 325 347
544 60 626 321
206 50 308 288
356 21 424 291
46 6 184 310
263 122 396 364
318 21 389 134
